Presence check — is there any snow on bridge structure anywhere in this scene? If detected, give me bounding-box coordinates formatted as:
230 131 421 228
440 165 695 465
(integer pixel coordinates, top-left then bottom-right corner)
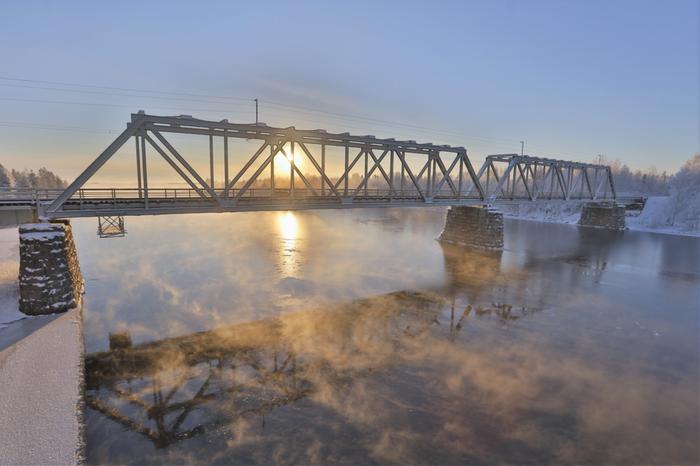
1 112 626 315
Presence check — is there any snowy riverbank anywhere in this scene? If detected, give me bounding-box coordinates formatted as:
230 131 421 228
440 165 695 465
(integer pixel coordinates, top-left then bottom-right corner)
0 225 84 465
0 307 84 465
500 198 700 237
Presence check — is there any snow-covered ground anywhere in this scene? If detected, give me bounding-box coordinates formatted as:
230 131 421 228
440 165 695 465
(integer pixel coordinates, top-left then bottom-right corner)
0 307 84 465
499 201 583 226
501 198 700 237
624 196 700 236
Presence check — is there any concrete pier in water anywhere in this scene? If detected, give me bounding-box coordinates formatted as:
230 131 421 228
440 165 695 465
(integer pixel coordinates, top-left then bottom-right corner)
18 221 83 316
439 205 504 250
578 202 626 230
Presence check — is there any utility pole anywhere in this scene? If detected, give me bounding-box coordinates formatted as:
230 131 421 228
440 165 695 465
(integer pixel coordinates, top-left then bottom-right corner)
254 98 259 125
520 141 524 156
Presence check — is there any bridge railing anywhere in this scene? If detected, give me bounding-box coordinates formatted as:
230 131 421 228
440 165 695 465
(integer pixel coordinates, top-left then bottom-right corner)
0 187 65 202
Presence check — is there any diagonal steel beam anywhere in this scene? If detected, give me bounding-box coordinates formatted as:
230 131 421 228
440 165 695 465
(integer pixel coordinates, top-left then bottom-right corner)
150 129 220 202
233 141 287 202
48 117 143 213
279 146 319 196
296 142 342 200
353 149 389 196
144 134 211 201
395 150 425 199
333 149 365 192
487 159 516 203
366 149 394 193
223 141 270 195
515 163 533 200
432 153 459 196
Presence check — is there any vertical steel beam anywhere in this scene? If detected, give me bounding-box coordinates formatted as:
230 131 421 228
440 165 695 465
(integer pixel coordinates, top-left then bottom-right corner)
141 131 149 209
486 163 491 195
426 152 432 198
290 141 295 199
270 145 275 193
344 145 349 197
209 133 214 190
364 150 368 196
457 155 464 198
223 130 229 195
321 144 325 196
389 150 394 200
135 135 142 199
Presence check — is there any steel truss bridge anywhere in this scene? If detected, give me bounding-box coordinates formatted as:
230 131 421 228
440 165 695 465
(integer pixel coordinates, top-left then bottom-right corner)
2 112 617 224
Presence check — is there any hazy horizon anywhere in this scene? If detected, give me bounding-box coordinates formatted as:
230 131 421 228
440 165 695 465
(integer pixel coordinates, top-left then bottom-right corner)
1 0 697 182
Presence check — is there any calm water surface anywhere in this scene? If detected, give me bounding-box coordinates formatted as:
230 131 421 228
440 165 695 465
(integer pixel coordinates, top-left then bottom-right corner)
75 208 699 465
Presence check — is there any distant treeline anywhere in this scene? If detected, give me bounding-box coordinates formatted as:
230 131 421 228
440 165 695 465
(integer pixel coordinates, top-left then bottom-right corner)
603 157 671 196
0 164 67 189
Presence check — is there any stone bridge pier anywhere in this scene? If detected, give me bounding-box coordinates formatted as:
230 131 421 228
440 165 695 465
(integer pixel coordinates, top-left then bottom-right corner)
578 202 626 230
439 205 504 250
439 201 626 250
18 220 84 315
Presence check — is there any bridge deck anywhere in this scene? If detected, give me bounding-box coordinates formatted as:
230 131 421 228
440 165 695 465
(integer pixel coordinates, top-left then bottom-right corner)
1 187 610 219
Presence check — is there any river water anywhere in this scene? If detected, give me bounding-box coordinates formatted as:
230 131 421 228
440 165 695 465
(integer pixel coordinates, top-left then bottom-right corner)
76 208 699 465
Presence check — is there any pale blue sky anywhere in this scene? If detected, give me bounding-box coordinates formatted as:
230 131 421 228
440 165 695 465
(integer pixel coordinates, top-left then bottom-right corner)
0 0 697 181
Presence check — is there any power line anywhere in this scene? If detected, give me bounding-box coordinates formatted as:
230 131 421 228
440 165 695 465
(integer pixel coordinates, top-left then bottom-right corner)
0 76 251 102
0 83 254 107
0 96 255 116
0 96 517 150
0 75 520 145
0 121 115 134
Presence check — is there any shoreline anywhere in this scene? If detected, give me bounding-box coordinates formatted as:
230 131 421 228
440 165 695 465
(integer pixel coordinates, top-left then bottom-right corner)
502 213 700 238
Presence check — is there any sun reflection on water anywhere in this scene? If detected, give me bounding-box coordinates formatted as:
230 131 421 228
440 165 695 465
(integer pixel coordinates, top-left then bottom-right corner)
278 211 300 277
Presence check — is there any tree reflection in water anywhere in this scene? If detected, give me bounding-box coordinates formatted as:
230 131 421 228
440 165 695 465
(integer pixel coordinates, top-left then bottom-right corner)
86 288 536 450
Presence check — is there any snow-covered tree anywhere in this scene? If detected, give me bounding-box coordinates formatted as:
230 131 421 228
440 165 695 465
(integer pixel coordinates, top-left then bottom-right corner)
670 154 700 231
0 164 10 187
7 167 67 188
11 169 29 188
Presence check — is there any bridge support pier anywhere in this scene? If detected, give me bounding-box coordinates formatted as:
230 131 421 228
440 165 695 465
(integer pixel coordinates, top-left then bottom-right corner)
578 202 626 230
439 205 504 250
18 220 84 315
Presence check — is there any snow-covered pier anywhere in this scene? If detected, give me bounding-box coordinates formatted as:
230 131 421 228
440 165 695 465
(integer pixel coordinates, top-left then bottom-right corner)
18 221 83 315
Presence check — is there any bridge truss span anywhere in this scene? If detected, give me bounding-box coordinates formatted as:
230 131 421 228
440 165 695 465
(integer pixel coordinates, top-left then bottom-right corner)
475 154 617 203
36 112 616 219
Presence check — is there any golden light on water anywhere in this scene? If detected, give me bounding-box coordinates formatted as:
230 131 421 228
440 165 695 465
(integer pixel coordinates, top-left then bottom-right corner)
279 211 298 240
278 211 299 277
